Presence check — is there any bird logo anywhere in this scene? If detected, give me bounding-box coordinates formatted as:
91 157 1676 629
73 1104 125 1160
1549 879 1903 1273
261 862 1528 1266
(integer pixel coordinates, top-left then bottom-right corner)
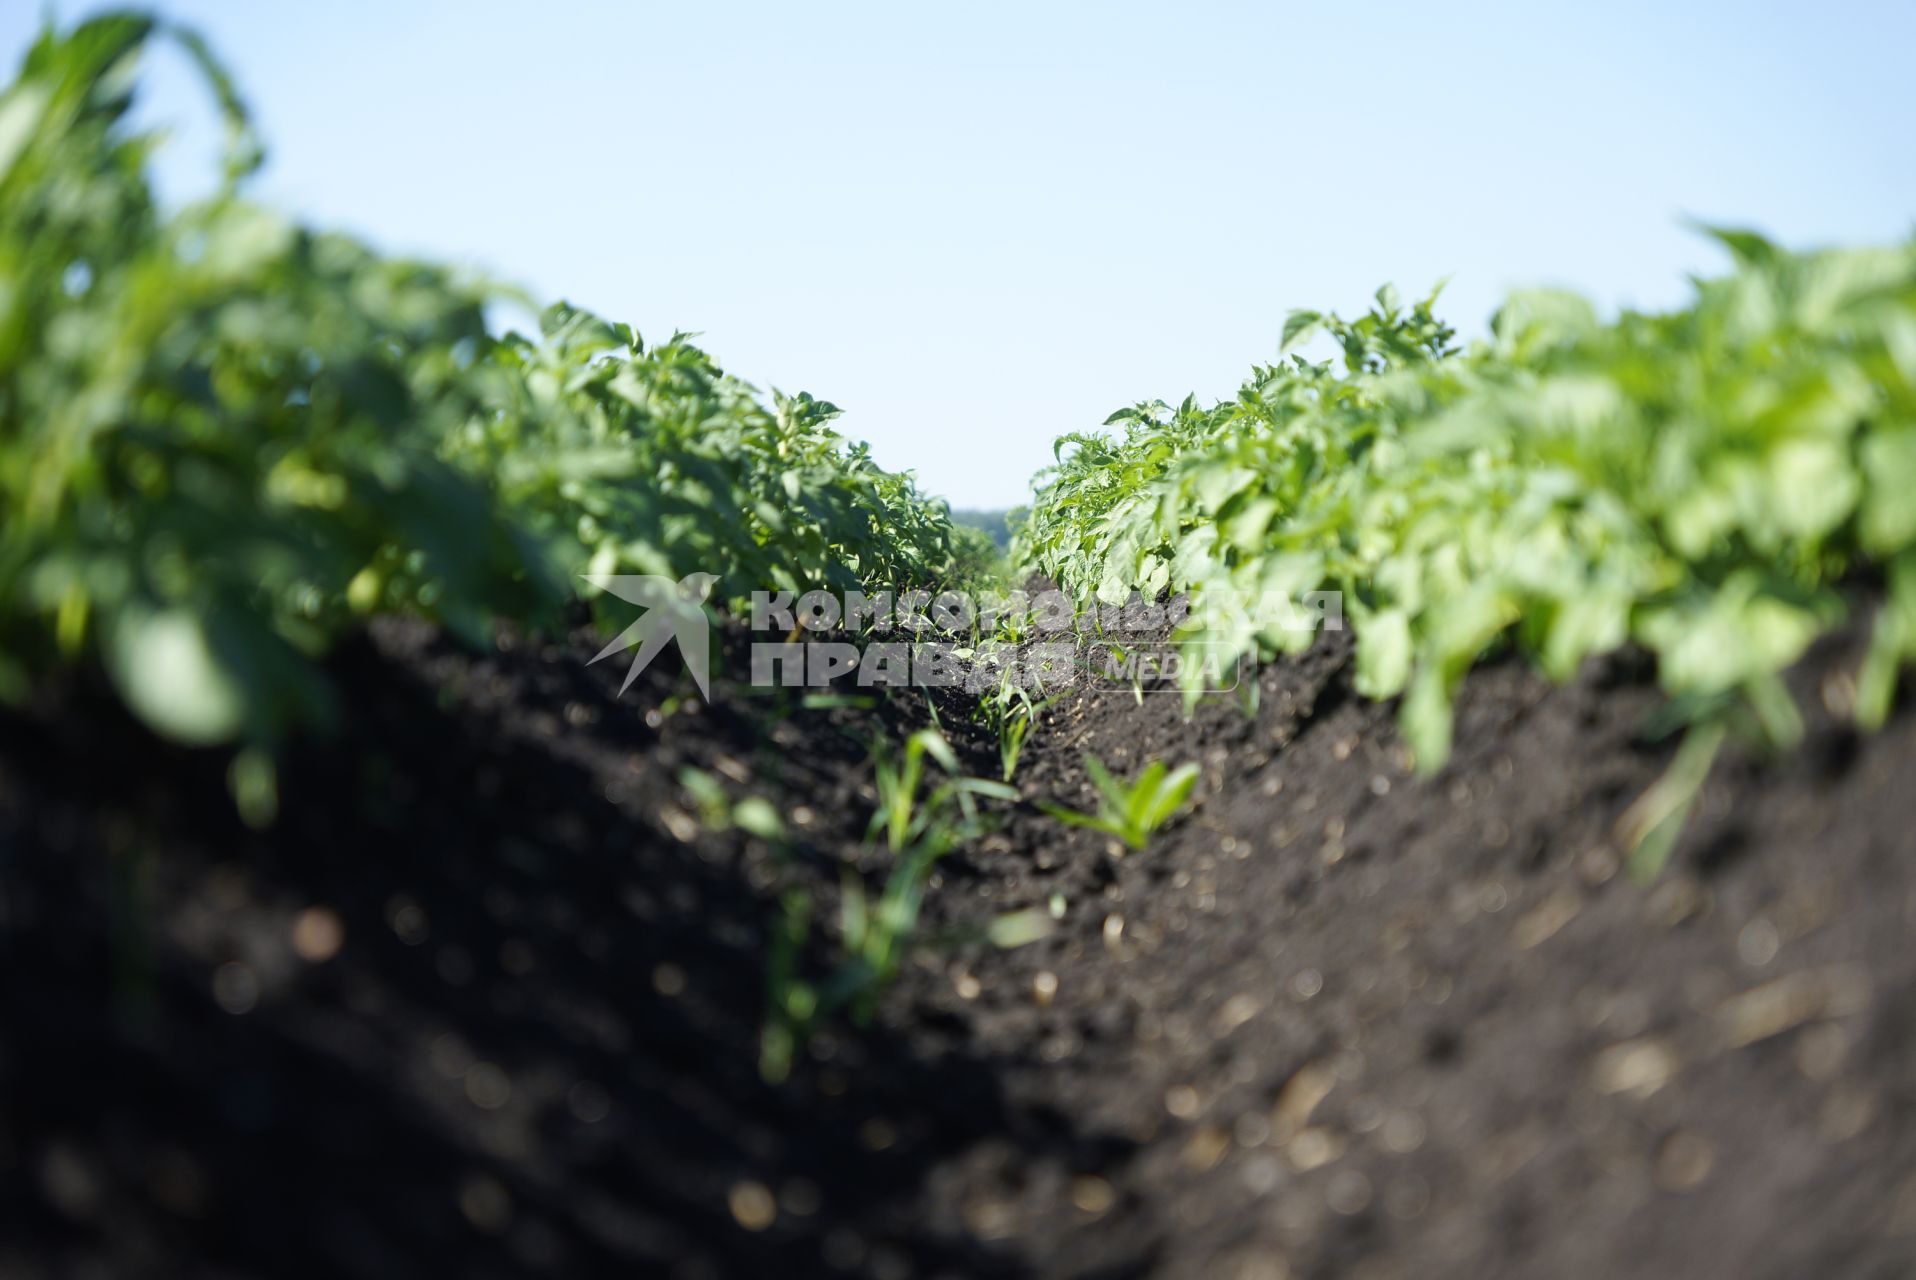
581 572 718 700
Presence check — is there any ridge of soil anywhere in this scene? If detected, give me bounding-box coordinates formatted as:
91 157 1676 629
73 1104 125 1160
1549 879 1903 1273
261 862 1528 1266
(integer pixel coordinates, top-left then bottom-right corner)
2 606 1914 1278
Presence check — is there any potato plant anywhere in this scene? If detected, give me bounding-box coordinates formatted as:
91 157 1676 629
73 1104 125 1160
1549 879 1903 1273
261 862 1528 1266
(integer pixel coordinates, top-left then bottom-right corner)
0 15 969 755
1015 245 1916 868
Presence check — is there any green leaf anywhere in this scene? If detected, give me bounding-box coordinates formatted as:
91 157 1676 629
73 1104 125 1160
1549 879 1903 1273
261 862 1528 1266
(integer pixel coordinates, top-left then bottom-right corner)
1768 439 1859 541
104 606 246 746
1695 222 1780 268
1139 762 1200 831
1861 430 1916 554
733 797 785 839
0 82 50 185
1353 608 1412 699
1279 309 1323 354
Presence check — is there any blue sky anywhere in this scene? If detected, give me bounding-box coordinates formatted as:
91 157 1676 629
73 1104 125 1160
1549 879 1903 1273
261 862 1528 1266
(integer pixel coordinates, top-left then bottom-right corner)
5 1 1913 506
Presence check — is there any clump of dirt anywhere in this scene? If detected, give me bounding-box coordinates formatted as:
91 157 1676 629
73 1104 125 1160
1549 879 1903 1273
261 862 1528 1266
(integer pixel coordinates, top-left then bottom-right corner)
3 603 1914 1279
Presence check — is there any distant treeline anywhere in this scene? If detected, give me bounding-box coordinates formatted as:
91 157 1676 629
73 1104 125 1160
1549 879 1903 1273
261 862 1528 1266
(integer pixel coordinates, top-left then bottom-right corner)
948 509 1016 548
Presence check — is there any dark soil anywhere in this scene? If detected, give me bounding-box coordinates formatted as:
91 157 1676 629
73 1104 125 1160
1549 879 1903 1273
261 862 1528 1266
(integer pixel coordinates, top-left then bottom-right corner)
3 604 1914 1279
